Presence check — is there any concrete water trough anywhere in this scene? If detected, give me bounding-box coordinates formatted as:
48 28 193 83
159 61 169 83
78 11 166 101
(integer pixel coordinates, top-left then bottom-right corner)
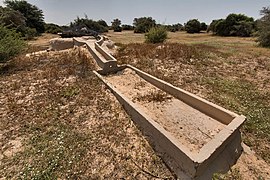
74 36 119 74
94 65 246 179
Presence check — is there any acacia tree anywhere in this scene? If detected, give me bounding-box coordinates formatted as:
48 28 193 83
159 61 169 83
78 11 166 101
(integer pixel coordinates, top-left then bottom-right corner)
4 0 45 33
111 18 122 32
257 7 270 47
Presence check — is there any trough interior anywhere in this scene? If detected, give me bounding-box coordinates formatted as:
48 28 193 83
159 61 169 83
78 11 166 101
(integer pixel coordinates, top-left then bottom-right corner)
103 68 232 153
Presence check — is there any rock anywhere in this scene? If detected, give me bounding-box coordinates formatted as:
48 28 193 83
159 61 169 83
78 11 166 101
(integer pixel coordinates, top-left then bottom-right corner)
49 38 74 51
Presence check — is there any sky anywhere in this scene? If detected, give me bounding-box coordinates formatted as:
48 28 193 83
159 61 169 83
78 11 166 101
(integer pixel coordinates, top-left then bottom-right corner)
0 0 269 26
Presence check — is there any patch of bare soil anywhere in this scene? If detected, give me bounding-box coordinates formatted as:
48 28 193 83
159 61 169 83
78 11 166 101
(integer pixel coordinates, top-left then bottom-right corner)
0 47 174 179
104 68 225 153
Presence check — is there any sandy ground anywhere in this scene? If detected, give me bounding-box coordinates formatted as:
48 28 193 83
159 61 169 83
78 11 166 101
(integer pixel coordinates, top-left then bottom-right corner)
104 68 225 153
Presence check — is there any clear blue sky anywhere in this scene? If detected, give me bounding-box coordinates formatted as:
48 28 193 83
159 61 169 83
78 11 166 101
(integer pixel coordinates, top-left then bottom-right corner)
1 0 269 25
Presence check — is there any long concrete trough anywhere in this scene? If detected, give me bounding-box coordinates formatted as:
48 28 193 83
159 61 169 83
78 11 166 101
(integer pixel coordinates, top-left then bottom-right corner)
94 65 246 179
73 36 119 74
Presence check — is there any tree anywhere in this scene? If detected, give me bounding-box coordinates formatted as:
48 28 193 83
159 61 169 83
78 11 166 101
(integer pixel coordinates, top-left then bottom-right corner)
97 19 108 28
45 23 62 34
207 19 223 33
200 22 208 31
257 7 270 47
70 16 108 33
208 14 255 37
0 6 26 30
133 17 156 33
185 19 201 33
4 0 45 33
122 24 134 30
166 23 183 32
111 18 122 32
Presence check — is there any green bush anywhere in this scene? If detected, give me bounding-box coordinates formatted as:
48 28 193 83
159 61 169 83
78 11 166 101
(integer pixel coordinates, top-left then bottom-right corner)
111 18 122 32
208 14 255 37
5 0 45 34
0 25 26 63
145 26 168 43
185 19 201 33
45 23 62 34
133 17 156 33
257 7 270 47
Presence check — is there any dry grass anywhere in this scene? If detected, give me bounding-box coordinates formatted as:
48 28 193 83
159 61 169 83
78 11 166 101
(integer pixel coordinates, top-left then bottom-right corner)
114 36 270 167
0 47 174 179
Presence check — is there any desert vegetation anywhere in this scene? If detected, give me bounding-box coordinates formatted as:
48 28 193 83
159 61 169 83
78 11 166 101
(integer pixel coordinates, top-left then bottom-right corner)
145 26 168 43
1 0 270 178
113 32 270 170
0 47 174 179
207 14 255 37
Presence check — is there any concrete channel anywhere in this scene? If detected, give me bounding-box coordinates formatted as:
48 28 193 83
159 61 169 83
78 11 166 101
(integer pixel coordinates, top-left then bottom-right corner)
74 36 246 179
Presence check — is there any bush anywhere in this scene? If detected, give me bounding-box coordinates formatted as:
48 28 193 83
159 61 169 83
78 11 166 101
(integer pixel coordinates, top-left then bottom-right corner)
209 14 255 37
257 7 270 47
185 19 201 33
145 26 167 43
70 16 108 33
5 0 45 34
111 18 122 32
45 23 62 34
0 25 26 63
200 22 208 31
133 17 156 33
122 24 134 30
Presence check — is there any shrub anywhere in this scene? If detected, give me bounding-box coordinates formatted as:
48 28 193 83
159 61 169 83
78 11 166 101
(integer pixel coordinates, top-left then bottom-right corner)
45 23 62 34
185 19 201 33
122 24 134 30
70 16 108 33
200 22 208 31
145 26 167 43
5 0 45 34
133 17 156 33
111 18 122 32
0 25 26 63
209 14 255 37
257 7 270 47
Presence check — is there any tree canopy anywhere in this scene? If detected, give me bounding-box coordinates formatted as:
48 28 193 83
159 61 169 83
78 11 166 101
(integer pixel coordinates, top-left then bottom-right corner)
4 0 45 33
208 14 255 37
111 18 122 32
185 19 201 33
133 17 156 33
257 7 270 47
70 16 108 33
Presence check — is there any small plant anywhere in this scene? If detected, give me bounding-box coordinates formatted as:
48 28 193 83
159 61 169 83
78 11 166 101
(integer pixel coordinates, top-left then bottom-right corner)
145 26 168 44
135 90 172 102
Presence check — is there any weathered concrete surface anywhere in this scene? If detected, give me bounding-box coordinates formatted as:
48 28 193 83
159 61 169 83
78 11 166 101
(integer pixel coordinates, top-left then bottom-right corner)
49 38 74 51
74 36 120 74
94 66 246 179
